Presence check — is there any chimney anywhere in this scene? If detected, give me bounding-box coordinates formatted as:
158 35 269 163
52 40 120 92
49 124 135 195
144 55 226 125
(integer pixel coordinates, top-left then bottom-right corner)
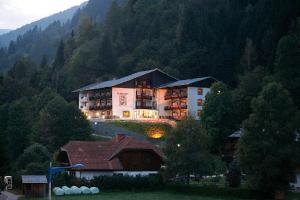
114 134 127 143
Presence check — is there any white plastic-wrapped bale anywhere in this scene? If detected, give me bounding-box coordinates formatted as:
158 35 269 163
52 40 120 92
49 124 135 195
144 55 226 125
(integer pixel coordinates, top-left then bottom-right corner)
53 187 60 193
62 186 72 195
71 186 82 194
54 188 65 196
80 186 91 194
90 187 100 194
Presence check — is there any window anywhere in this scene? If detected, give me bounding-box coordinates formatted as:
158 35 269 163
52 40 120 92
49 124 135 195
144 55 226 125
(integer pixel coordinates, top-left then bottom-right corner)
197 99 203 106
198 109 202 117
198 88 203 95
123 111 130 118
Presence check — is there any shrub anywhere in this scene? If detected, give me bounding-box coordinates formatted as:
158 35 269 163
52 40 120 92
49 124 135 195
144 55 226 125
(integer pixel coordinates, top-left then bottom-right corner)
91 174 164 191
226 159 241 188
53 173 164 191
167 184 260 199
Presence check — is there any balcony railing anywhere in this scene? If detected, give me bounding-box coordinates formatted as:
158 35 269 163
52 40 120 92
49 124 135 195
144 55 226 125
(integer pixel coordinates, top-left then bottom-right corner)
136 105 155 109
165 93 188 100
89 105 112 111
136 93 153 100
89 93 112 101
164 105 188 110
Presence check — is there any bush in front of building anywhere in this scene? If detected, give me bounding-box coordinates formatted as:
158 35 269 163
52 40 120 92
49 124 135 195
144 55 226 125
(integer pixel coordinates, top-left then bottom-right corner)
167 184 259 199
91 174 164 191
53 173 164 191
226 159 241 188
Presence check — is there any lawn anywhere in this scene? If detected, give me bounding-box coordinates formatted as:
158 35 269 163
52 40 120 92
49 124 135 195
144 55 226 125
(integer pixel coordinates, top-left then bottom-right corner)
20 191 247 200
18 191 300 200
110 121 172 139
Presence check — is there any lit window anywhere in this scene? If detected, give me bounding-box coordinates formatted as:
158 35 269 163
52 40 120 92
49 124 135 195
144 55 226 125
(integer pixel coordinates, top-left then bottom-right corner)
123 111 130 118
197 99 203 106
198 88 203 95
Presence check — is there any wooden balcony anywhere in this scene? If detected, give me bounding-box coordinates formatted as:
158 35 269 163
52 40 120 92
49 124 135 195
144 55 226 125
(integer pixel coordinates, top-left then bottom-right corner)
164 105 188 110
165 93 188 100
89 105 112 111
89 93 112 101
136 105 155 109
136 93 153 100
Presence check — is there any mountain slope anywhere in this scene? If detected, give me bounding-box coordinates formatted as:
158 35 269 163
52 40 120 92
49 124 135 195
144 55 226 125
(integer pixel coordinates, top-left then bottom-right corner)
0 2 87 47
0 0 126 72
0 29 11 35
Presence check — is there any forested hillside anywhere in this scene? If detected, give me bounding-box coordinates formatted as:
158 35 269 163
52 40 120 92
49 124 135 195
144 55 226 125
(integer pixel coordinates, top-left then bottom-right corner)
0 0 122 72
0 0 299 177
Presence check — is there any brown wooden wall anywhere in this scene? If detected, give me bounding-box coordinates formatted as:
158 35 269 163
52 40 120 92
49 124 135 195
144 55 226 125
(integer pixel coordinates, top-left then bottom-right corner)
23 183 46 197
118 150 162 171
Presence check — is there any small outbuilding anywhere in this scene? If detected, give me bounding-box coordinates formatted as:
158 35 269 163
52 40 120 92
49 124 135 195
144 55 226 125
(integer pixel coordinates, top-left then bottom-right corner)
21 175 48 197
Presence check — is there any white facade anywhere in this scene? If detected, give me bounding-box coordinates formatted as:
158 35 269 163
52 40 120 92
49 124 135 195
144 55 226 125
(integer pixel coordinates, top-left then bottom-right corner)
187 87 211 119
79 86 211 121
112 87 136 120
291 173 300 190
79 91 89 112
156 88 170 118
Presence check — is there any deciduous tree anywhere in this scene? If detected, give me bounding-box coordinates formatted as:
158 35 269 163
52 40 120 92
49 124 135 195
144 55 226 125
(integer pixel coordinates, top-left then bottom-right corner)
239 82 298 197
201 82 238 154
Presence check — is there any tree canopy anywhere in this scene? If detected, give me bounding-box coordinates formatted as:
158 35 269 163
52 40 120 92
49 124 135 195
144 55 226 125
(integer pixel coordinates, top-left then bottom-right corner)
239 82 298 194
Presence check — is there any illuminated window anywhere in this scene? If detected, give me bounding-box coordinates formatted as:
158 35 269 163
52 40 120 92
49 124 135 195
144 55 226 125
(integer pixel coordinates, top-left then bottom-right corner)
198 88 203 95
123 111 130 118
197 99 203 106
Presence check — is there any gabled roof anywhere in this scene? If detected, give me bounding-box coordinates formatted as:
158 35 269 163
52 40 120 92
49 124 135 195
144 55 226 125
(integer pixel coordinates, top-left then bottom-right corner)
159 77 217 88
73 68 177 92
21 175 48 184
108 136 164 160
60 135 164 171
228 129 244 139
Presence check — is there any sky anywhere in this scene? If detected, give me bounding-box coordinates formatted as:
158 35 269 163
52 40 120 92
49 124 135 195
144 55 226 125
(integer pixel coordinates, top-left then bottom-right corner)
0 0 87 30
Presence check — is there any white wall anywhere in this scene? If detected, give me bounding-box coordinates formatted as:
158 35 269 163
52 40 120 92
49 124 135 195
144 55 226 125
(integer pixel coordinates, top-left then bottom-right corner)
156 88 171 117
187 87 210 119
114 171 158 177
79 91 89 111
291 173 300 189
75 171 158 180
112 88 136 120
75 171 114 180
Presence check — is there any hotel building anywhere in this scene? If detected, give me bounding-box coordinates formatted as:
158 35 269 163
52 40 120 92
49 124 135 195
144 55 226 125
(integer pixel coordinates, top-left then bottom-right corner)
74 69 217 121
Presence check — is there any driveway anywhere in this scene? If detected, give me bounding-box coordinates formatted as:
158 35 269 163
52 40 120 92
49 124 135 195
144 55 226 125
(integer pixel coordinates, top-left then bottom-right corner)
0 193 7 200
1 192 18 200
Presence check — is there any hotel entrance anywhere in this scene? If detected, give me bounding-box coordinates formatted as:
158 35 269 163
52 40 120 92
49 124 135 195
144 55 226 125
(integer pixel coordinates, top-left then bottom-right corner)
133 109 159 120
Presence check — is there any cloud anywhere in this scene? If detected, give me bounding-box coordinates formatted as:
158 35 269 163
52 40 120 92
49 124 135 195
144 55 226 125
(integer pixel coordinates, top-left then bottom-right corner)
0 0 87 29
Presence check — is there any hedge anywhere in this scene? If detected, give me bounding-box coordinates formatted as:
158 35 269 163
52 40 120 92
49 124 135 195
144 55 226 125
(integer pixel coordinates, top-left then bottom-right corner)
53 173 164 191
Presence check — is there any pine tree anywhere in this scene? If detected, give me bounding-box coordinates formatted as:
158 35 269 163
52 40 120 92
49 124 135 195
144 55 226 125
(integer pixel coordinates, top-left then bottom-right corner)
274 26 300 107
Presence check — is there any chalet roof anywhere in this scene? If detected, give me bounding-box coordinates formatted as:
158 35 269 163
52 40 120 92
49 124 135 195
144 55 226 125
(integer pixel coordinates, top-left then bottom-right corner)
21 175 48 184
73 68 176 92
159 77 217 88
228 129 244 139
60 135 164 171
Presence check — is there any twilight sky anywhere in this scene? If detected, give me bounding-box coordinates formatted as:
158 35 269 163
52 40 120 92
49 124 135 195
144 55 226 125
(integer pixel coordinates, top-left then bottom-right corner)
0 0 87 30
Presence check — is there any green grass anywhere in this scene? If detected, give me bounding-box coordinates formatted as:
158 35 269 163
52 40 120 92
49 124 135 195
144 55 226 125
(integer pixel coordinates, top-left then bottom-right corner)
110 121 173 139
19 191 248 200
18 190 300 200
